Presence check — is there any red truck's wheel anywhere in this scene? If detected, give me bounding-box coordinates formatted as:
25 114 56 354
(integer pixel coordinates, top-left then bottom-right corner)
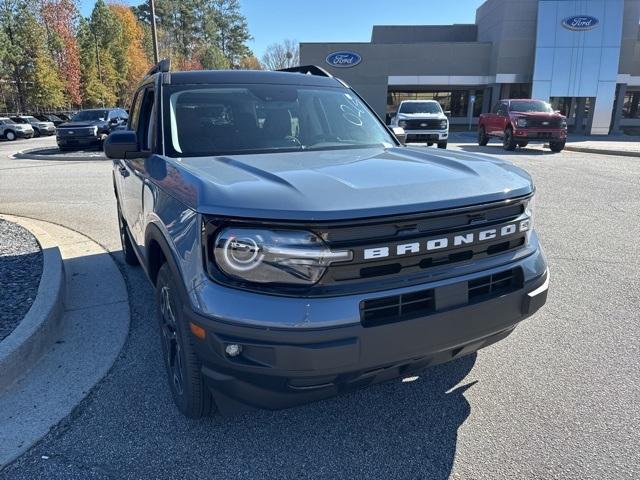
478 126 489 146
503 128 517 151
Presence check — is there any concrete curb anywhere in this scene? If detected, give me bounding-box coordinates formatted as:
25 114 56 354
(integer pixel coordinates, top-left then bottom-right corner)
0 216 130 469
564 145 640 158
11 148 107 162
0 216 65 392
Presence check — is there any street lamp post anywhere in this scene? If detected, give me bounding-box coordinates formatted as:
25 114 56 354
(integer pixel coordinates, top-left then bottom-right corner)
150 0 159 63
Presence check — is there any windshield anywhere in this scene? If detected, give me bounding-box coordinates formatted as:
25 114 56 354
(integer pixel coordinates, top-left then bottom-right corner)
24 116 38 122
399 102 442 114
509 101 553 113
1 118 15 124
72 110 108 122
165 85 395 156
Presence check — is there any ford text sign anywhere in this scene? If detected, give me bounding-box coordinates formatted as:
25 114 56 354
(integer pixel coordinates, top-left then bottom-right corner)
326 51 362 68
561 15 599 31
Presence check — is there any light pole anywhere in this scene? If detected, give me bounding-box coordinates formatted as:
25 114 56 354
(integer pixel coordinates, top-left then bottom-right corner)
150 0 159 63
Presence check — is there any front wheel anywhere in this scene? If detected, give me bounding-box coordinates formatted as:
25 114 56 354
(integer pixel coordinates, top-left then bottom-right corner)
427 142 433 147
503 128 516 151
518 141 528 148
549 140 565 152
437 141 447 149
33 128 41 138
5 130 16 141
478 126 489 146
156 263 214 419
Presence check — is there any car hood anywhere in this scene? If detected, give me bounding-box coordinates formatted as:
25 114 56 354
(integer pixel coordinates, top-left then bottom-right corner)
35 121 55 127
58 121 106 128
398 113 446 120
156 147 533 221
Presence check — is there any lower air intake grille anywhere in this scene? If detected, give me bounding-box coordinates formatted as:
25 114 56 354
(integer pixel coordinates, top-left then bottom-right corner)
361 289 435 327
360 268 522 327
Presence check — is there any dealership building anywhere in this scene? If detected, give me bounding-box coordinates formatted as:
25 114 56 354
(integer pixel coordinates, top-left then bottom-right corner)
300 0 640 135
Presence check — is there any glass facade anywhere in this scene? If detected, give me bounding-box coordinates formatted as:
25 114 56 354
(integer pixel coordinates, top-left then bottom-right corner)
387 89 485 119
622 90 640 119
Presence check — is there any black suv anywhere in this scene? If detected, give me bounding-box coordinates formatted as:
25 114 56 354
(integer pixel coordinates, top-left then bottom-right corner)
56 108 128 151
105 61 549 418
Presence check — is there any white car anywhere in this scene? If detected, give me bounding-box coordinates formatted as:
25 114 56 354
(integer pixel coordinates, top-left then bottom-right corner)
0 117 34 141
389 100 448 149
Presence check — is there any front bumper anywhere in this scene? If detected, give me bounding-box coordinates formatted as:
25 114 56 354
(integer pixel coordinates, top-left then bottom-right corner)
15 130 34 139
186 248 548 410
37 126 56 135
404 129 448 142
514 129 567 142
57 136 101 148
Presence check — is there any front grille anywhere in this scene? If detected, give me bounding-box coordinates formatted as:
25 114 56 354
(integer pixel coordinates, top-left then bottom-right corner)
321 198 530 287
403 119 443 130
57 127 96 136
526 118 562 128
360 268 522 326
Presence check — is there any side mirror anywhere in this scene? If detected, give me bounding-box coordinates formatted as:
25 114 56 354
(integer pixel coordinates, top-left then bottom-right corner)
104 131 146 159
392 126 406 145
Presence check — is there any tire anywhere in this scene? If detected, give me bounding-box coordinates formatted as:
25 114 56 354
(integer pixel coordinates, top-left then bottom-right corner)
5 130 16 141
549 140 565 152
518 141 528 148
437 141 447 149
478 126 489 146
503 128 516 151
427 142 433 147
156 263 213 419
117 202 140 266
33 128 41 138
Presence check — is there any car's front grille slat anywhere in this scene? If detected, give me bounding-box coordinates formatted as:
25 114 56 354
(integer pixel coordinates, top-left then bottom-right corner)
360 268 522 327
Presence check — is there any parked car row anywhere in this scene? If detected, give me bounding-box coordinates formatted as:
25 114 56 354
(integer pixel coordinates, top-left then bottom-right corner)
0 108 129 152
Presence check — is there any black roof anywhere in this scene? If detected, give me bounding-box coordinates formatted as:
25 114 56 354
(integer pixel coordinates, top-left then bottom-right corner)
166 70 343 88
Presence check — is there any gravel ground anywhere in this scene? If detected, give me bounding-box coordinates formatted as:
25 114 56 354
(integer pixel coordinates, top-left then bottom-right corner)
0 219 43 341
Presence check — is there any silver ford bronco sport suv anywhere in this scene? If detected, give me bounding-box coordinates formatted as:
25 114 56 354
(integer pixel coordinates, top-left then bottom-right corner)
106 61 549 418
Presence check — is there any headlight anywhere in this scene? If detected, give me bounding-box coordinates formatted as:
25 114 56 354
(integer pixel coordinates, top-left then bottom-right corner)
524 195 535 230
91 126 98 135
439 119 448 130
516 118 528 128
213 228 352 285
398 120 407 128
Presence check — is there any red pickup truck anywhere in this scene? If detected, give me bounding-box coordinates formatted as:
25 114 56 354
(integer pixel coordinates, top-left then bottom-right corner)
478 99 567 152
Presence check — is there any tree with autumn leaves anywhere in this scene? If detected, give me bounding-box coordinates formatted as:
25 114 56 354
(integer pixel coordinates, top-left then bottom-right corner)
0 0 259 113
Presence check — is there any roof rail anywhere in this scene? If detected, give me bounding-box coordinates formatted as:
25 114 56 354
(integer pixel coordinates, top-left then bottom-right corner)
144 58 171 78
277 65 333 77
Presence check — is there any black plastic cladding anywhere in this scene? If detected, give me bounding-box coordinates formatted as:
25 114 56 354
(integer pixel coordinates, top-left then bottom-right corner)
201 194 533 297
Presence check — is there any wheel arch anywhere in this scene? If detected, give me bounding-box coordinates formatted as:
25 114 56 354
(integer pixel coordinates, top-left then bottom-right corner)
144 222 186 295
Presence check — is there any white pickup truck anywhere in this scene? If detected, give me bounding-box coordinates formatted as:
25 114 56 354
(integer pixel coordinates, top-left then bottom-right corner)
389 100 449 149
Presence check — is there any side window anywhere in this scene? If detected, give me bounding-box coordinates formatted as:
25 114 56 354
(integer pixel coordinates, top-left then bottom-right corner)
492 102 501 114
137 88 156 152
129 91 144 131
497 102 508 116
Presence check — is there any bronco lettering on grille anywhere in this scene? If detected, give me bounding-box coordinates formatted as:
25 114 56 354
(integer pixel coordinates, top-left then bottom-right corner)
363 219 530 260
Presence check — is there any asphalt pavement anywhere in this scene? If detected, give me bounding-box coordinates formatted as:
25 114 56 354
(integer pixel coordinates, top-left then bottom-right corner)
0 136 638 479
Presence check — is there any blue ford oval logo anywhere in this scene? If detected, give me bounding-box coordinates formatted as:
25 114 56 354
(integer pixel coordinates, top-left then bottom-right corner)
561 15 599 31
325 51 362 68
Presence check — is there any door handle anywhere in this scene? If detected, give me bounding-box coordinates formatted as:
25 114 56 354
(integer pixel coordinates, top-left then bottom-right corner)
118 166 129 177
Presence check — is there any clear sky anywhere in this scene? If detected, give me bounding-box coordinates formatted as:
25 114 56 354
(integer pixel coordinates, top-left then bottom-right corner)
79 0 486 58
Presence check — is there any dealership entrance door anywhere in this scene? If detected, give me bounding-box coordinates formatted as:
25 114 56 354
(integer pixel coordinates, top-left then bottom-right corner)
550 97 595 134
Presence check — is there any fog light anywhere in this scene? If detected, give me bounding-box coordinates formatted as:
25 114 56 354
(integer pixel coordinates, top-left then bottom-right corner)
225 344 242 357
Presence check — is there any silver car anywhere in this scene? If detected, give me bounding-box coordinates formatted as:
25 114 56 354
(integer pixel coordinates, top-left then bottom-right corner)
11 115 56 137
0 117 34 140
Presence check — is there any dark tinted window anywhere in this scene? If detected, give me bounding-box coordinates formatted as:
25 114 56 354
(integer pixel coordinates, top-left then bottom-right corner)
165 84 394 156
509 100 553 113
72 110 108 121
